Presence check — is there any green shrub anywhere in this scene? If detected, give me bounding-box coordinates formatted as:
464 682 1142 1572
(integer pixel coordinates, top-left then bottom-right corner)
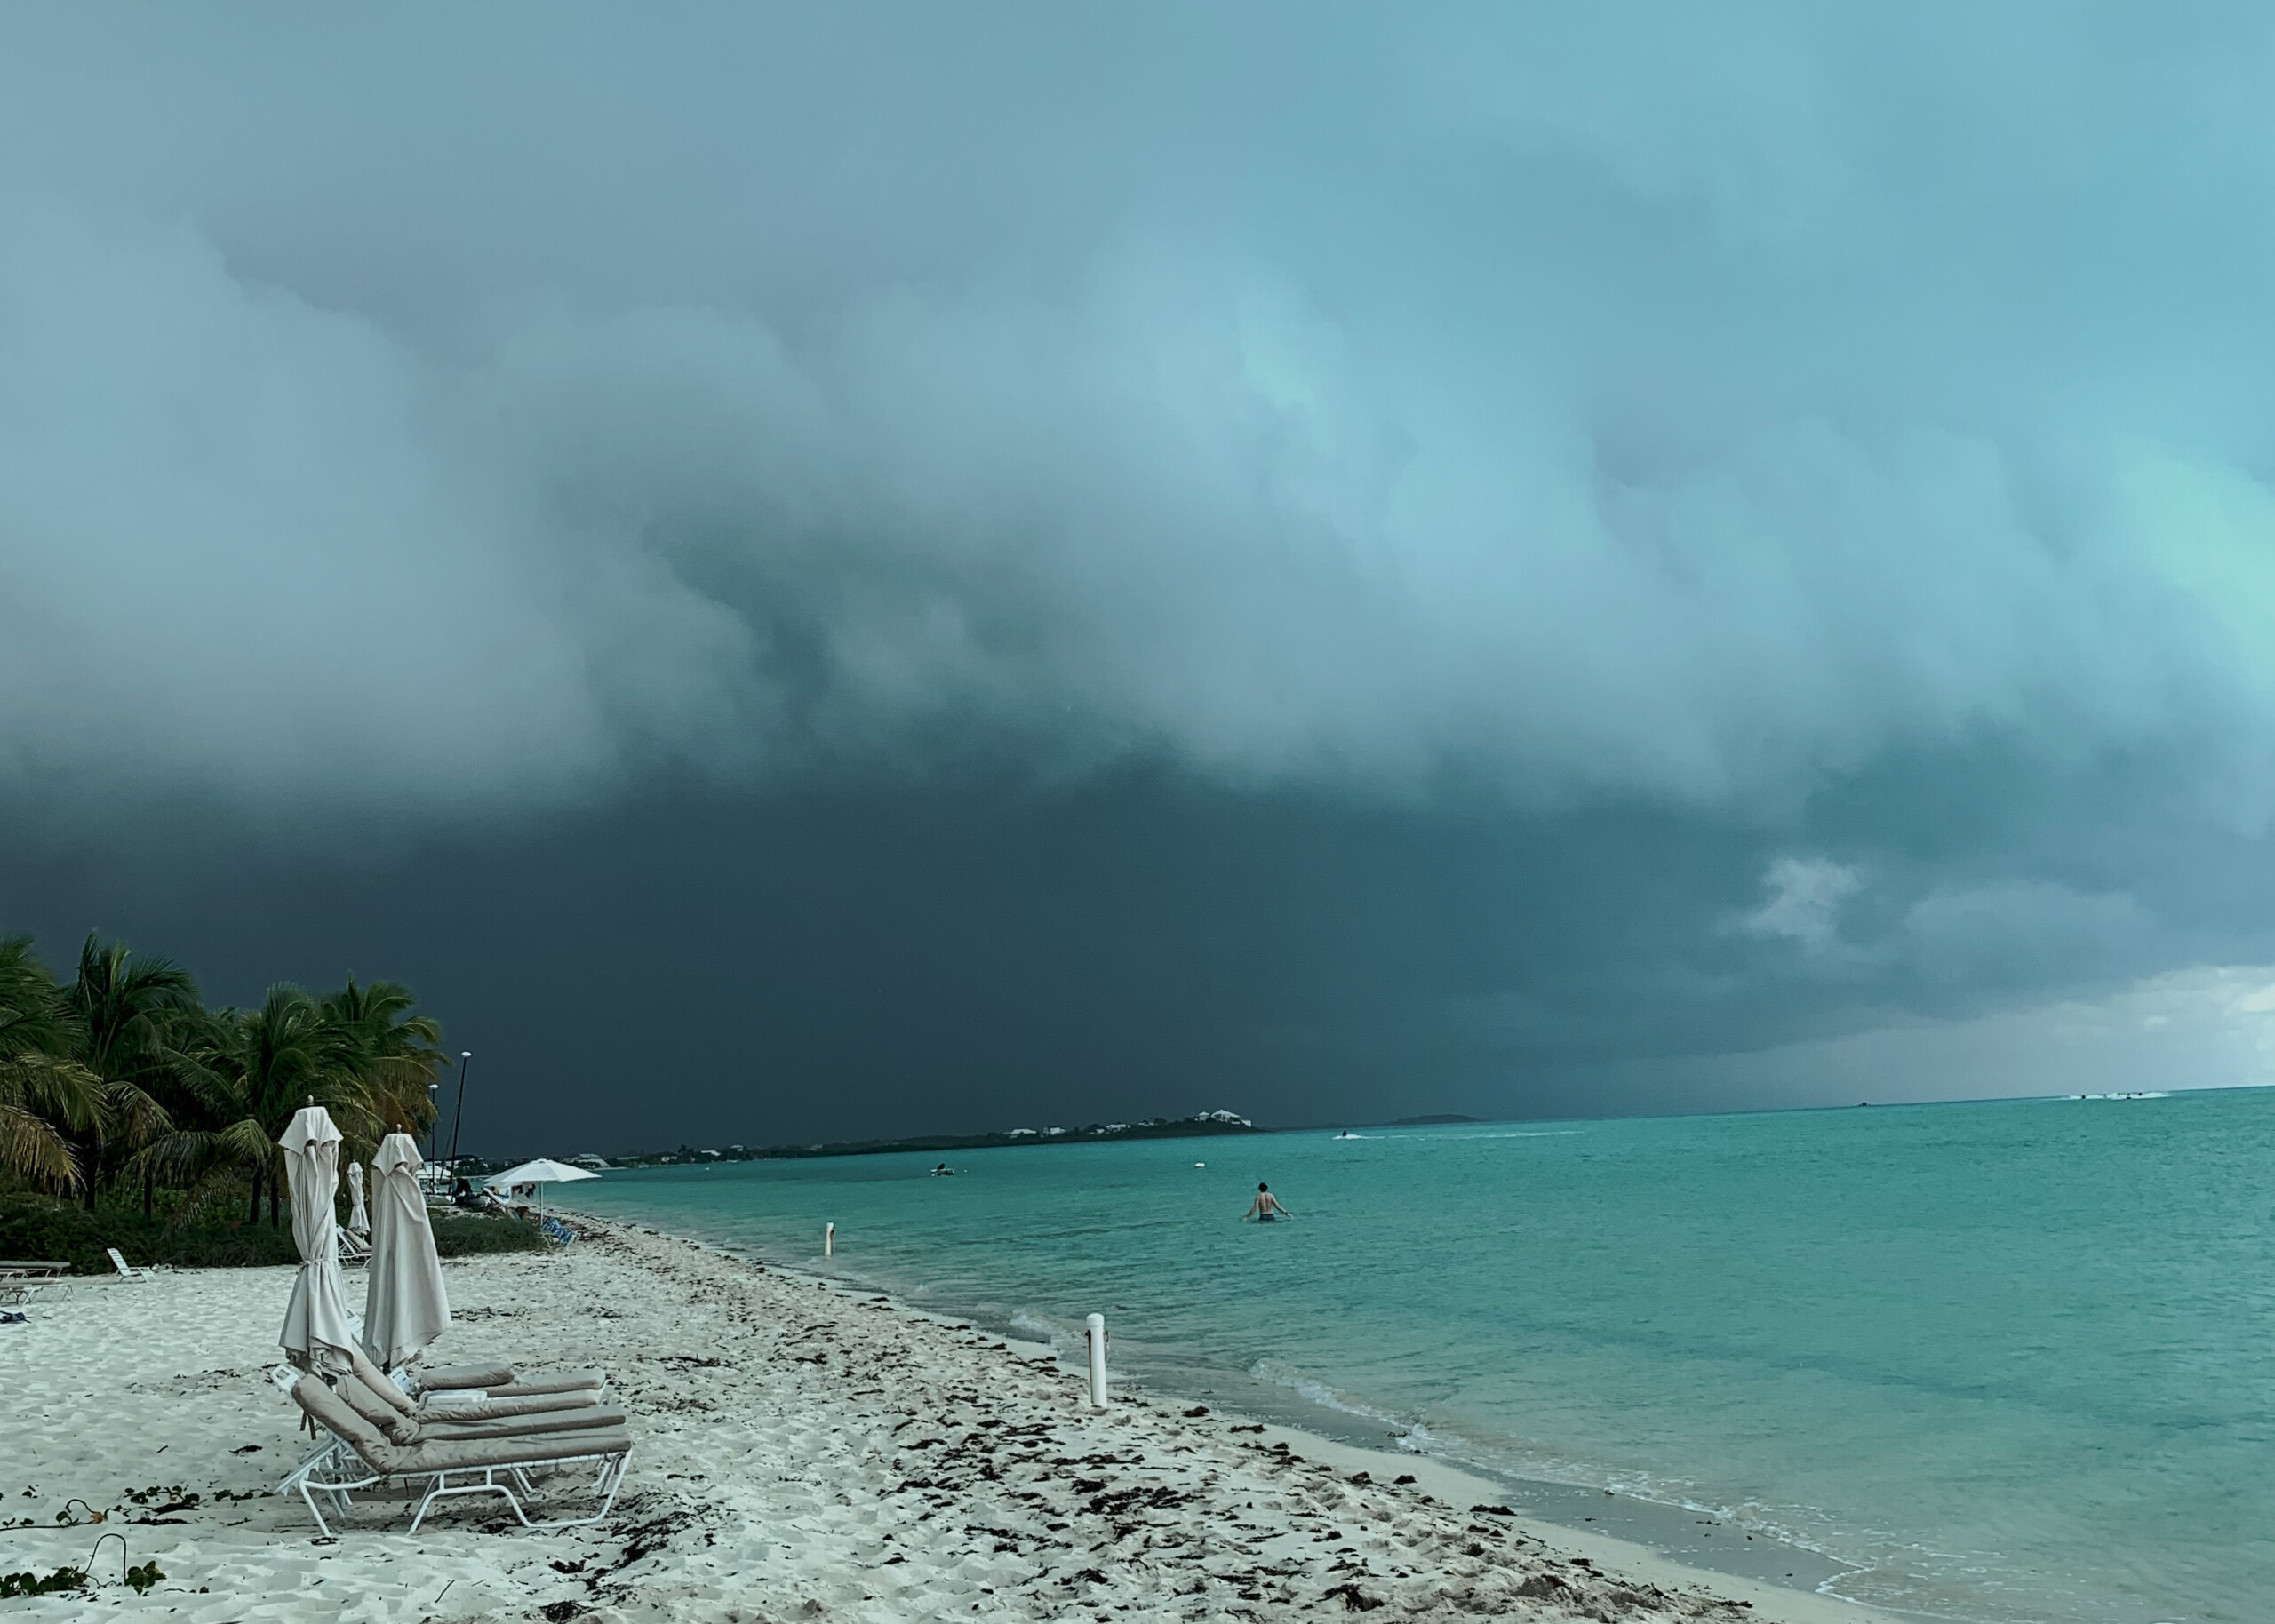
0 1194 301 1273
0 1192 545 1270
428 1210 547 1257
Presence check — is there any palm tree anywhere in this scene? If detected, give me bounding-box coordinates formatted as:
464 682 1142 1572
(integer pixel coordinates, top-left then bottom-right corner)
321 978 448 1149
60 936 201 1213
163 984 385 1229
0 936 104 1193
9 934 452 1225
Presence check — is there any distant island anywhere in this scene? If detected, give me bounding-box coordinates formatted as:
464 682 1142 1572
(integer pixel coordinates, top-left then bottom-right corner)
584 1109 1260 1171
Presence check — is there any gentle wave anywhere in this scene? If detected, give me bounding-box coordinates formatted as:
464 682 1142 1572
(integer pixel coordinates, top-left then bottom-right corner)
1247 1357 1413 1427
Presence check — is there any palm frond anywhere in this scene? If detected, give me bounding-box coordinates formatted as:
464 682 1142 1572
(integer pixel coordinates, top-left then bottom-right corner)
0 1098 82 1191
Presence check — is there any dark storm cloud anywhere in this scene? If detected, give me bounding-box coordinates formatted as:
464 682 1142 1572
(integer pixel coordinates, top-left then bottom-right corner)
7 5 2275 1130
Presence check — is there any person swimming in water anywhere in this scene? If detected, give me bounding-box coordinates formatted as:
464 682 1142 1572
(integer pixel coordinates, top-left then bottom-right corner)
1245 1182 1292 1222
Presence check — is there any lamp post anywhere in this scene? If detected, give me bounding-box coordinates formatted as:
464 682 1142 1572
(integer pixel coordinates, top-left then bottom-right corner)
425 1081 441 1162
446 1051 474 1174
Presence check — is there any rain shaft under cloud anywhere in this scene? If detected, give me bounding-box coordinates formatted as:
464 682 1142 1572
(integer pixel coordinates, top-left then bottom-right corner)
7 5 2275 1141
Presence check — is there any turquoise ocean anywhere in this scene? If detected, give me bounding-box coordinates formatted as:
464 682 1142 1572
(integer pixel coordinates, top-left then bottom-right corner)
563 1090 2275 1624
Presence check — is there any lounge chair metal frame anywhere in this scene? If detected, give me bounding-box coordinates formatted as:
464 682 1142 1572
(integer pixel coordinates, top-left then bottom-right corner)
291 1441 630 1537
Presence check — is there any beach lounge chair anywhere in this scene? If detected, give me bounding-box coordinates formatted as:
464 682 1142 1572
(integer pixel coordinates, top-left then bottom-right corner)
288 1376 632 1536
355 1357 611 1443
415 1385 606 1420
269 1350 606 1493
105 1248 149 1282
0 1260 67 1307
335 1369 627 1444
343 1349 607 1425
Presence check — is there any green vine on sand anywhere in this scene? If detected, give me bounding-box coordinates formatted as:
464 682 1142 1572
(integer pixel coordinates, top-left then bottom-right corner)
0 1566 85 1597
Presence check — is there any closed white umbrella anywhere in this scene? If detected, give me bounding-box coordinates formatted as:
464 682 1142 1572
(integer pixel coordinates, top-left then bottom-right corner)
345 1161 370 1239
485 1158 600 1223
277 1104 360 1373
366 1132 451 1370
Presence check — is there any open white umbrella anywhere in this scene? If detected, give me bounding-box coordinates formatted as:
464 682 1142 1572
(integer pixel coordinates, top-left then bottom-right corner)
485 1158 600 1223
278 1104 361 1373
366 1132 451 1369
345 1161 370 1240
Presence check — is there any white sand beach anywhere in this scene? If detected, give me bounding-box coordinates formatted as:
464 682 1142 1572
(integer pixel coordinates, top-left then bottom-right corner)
1 1221 1904 1623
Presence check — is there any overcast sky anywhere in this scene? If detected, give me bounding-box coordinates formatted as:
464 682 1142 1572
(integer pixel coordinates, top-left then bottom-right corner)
7 6 2275 1152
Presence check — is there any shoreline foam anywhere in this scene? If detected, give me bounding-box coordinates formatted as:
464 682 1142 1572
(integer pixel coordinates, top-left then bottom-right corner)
2 1214 1910 1622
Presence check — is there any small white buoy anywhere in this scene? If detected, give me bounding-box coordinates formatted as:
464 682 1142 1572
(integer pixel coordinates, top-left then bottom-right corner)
1086 1313 1109 1409
1194 1162 1206 1167
825 1222 834 1258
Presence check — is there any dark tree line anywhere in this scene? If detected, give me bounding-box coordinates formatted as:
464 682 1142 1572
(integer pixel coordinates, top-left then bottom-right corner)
0 934 445 1226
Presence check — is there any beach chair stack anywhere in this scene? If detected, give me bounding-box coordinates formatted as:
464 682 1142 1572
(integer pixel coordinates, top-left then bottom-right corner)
0 1259 68 1319
279 1353 628 1535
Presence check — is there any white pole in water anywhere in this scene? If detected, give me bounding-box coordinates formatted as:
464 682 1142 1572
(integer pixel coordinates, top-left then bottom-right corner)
1085 1313 1108 1408
825 1222 834 1258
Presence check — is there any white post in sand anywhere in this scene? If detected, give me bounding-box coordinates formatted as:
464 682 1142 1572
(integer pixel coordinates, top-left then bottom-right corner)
825 1222 834 1258
1086 1313 1109 1408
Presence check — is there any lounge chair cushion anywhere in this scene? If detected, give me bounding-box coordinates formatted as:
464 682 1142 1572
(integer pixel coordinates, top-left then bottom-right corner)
338 1373 425 1444
347 1348 419 1418
401 1428 632 1475
422 1389 601 1421
297 1373 397 1457
338 1372 622 1443
414 1361 517 1392
482 1370 604 1397
415 1406 628 1442
294 1379 629 1477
